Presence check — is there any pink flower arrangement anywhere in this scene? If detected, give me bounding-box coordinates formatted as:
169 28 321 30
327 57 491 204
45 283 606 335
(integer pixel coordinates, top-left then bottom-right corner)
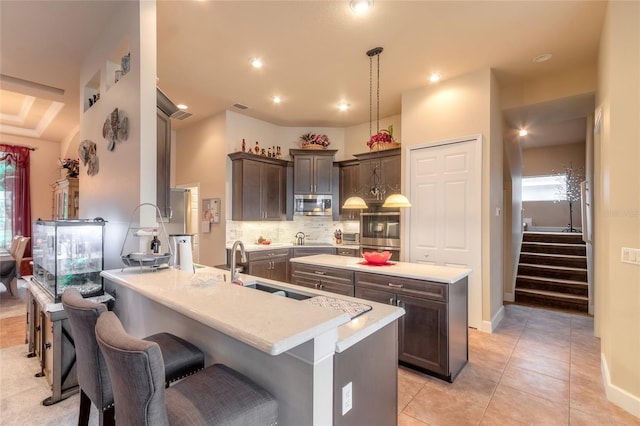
300 133 330 148
366 125 395 148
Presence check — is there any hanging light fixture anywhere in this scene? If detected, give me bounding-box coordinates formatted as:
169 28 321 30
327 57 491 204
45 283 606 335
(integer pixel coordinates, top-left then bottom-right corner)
342 46 411 210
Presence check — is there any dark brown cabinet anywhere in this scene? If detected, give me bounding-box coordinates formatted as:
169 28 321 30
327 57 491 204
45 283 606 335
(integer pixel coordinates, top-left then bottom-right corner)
290 149 337 195
229 153 287 221
355 271 468 382
336 247 359 257
290 263 354 296
339 161 361 221
246 248 291 282
354 148 401 203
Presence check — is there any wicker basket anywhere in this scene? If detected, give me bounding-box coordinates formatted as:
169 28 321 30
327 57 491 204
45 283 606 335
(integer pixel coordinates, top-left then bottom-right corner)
369 141 401 151
300 144 327 150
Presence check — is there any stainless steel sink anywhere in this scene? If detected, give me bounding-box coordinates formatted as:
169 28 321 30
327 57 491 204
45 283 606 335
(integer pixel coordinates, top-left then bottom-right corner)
244 281 313 301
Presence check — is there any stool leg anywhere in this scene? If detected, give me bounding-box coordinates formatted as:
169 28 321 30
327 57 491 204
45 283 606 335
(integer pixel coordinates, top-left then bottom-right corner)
78 389 91 426
99 406 115 426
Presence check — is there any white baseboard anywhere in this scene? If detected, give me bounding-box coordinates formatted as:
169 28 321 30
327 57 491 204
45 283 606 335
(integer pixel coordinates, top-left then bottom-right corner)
504 292 515 303
479 305 505 333
601 353 640 418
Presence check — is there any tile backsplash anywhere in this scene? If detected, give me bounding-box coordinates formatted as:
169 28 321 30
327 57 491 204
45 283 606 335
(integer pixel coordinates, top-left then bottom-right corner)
226 217 360 246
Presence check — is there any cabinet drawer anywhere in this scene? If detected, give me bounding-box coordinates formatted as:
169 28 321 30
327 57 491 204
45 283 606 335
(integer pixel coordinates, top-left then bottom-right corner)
336 247 359 257
291 274 354 297
247 248 290 262
292 247 336 257
355 272 448 302
291 263 353 282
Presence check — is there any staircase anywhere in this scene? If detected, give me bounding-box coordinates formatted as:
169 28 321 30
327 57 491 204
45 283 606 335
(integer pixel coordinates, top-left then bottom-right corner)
515 232 589 313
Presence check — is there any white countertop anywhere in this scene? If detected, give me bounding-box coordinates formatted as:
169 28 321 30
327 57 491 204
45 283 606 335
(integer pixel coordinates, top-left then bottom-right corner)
101 266 403 355
290 254 471 284
227 242 360 252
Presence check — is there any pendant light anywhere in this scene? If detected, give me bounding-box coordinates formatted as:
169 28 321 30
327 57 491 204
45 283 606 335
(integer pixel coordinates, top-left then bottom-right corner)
368 47 411 208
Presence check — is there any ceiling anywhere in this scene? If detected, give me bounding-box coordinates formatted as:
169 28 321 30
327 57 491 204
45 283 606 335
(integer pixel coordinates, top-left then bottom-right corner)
0 1 606 147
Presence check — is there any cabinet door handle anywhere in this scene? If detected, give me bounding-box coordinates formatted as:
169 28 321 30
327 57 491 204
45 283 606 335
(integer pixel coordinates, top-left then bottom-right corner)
388 283 403 288
389 297 395 305
314 271 326 275
319 283 324 289
396 299 402 307
45 342 52 350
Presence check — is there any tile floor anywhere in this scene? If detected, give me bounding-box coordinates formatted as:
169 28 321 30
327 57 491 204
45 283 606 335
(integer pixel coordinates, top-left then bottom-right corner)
397 304 640 426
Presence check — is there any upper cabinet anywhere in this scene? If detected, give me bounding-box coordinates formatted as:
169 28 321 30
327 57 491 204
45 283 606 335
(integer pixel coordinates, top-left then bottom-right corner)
339 160 360 221
290 149 337 195
354 148 401 203
229 153 287 221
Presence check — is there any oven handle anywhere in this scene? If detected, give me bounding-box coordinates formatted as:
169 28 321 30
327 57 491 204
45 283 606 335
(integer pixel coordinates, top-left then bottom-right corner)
360 245 400 252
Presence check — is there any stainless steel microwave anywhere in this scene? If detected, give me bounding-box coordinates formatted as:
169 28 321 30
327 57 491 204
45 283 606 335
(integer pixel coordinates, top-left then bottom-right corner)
294 194 332 216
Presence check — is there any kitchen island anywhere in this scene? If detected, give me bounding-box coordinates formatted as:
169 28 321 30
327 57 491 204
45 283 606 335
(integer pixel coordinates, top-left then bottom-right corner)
290 255 471 382
101 266 404 426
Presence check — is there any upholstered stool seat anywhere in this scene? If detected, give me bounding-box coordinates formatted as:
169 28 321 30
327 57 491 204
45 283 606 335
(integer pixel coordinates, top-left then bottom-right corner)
96 311 278 426
144 332 205 384
61 289 205 426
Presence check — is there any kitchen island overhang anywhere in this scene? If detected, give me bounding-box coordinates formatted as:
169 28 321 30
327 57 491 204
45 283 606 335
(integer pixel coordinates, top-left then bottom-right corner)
100 266 405 425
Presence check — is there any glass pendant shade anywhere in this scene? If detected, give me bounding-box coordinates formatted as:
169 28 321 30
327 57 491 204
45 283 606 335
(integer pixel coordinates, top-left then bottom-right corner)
382 193 412 208
342 196 368 209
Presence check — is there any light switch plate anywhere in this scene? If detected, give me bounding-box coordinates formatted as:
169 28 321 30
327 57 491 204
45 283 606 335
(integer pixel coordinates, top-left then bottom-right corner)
621 247 640 265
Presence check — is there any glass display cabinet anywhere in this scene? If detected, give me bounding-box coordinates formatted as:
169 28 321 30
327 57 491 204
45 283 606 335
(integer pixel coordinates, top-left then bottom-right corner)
32 219 105 302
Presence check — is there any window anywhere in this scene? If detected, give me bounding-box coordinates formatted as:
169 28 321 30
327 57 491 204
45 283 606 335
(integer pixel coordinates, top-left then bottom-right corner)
522 175 566 202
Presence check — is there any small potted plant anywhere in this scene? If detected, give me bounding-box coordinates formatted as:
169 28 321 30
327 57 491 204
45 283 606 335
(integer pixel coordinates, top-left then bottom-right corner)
300 133 330 149
367 125 400 151
60 158 80 178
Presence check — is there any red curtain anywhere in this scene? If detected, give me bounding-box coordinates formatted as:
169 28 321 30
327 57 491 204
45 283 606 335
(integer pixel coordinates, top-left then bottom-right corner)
0 144 32 257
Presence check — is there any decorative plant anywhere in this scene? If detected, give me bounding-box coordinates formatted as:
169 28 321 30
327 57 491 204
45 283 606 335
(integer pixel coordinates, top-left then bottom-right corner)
59 158 80 178
300 133 330 147
555 162 584 232
367 124 396 148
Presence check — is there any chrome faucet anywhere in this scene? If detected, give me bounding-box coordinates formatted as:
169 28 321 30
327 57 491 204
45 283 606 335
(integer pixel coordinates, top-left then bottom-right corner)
230 240 246 285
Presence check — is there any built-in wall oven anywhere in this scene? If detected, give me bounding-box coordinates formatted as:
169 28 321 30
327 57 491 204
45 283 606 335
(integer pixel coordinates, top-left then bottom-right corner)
360 212 401 261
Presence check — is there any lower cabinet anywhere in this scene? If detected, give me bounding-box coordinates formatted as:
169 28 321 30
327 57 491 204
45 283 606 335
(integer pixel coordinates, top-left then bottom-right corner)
290 263 354 296
246 248 291 282
355 272 468 382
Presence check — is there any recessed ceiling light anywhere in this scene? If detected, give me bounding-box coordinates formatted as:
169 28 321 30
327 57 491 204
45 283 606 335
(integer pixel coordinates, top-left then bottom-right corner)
429 73 442 83
250 58 263 68
350 0 373 14
272 96 281 104
533 53 552 63
338 102 350 111
519 129 528 137
176 104 188 110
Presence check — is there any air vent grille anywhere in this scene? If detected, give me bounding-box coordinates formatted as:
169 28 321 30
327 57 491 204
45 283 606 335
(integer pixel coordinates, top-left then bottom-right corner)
171 110 192 120
233 103 248 110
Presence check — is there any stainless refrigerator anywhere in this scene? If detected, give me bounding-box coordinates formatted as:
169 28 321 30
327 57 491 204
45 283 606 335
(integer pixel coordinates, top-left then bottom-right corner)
164 188 192 235
163 188 194 269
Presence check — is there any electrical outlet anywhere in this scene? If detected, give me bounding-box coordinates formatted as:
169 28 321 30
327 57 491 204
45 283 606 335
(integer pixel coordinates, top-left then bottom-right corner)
342 382 352 415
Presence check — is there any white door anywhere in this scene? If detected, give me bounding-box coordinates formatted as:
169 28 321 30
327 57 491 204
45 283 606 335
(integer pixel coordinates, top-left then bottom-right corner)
407 137 482 329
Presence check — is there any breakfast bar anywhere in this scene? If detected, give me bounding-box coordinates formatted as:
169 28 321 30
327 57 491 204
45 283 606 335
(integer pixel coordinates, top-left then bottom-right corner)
101 266 405 425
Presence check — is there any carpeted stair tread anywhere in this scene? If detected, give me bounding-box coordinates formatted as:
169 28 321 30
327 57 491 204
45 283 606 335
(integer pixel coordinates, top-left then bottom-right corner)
522 232 585 244
521 242 586 255
519 252 587 268
516 274 587 286
515 288 588 301
518 263 587 273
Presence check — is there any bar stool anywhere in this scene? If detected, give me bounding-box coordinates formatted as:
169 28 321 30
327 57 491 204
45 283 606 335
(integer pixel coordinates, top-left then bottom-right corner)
96 311 278 426
62 289 205 425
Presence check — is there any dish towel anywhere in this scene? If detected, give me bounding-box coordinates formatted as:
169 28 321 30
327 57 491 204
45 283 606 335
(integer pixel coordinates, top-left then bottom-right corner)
303 296 372 319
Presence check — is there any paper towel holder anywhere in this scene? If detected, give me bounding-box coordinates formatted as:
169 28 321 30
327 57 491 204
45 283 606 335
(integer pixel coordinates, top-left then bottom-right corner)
202 198 221 233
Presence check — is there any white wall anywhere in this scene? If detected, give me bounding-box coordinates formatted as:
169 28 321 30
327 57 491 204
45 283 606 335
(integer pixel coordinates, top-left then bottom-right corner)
595 0 640 416
79 1 157 269
175 111 227 267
